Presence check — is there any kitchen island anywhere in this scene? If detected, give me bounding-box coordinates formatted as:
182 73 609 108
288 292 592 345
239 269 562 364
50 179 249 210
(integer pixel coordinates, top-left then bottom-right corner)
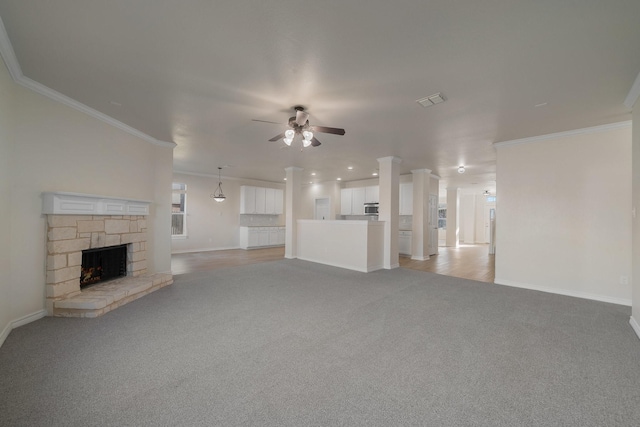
296 220 385 272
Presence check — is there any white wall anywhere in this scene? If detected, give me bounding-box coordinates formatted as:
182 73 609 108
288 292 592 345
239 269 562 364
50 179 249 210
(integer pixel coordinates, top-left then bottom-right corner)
495 124 632 305
301 181 341 220
0 58 14 340
0 55 173 345
632 102 640 331
171 172 285 253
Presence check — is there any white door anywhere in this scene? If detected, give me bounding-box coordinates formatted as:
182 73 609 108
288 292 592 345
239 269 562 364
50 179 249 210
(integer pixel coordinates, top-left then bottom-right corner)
484 206 494 243
315 198 331 220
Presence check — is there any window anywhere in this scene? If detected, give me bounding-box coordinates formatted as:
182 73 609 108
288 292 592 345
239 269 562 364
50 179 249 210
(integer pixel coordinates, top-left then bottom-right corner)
438 204 447 229
486 196 496 203
172 183 187 237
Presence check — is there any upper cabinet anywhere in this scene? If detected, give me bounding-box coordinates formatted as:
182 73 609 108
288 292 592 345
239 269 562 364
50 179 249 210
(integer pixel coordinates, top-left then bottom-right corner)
340 185 378 215
364 186 379 204
240 186 284 214
399 183 413 215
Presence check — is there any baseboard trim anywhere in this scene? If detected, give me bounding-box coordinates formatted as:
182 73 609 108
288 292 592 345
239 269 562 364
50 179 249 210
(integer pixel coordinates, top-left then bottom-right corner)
411 255 429 261
0 309 47 349
0 321 11 349
171 246 240 254
630 317 640 340
296 256 370 273
494 278 632 306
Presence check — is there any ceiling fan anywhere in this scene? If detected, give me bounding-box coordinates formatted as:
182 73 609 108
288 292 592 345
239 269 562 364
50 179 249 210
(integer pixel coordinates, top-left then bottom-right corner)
252 106 345 147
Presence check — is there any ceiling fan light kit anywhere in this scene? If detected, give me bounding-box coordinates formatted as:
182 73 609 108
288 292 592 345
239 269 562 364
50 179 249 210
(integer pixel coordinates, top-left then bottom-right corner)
253 106 345 148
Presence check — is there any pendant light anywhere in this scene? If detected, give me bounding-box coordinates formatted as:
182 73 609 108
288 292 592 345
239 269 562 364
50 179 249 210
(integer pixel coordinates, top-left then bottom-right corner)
211 167 226 202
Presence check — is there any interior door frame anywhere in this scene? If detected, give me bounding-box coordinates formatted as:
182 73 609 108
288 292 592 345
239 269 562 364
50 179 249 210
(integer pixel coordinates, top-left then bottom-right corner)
314 197 331 220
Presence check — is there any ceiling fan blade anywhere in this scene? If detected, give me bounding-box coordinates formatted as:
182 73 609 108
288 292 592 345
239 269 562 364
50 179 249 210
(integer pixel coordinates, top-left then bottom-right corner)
295 110 309 126
268 132 286 142
252 119 285 125
310 137 321 147
311 125 345 136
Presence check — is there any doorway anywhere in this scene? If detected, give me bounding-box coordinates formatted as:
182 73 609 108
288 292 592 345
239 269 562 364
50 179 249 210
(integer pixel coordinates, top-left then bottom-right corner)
314 198 331 220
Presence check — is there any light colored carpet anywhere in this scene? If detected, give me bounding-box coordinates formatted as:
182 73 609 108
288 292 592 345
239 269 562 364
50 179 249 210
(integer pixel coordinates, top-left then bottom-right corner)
1 259 639 426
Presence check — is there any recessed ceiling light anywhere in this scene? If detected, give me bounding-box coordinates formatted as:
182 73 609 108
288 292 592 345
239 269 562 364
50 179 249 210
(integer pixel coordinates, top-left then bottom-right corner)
337 177 342 181
347 166 353 170
372 172 378 176
311 172 316 176
283 178 287 181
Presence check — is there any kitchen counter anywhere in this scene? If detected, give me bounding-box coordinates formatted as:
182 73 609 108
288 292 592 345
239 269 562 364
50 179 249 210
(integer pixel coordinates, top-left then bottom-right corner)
296 220 385 272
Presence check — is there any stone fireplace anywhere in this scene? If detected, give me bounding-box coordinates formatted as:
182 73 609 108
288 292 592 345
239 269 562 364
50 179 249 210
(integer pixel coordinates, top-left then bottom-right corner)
43 192 173 317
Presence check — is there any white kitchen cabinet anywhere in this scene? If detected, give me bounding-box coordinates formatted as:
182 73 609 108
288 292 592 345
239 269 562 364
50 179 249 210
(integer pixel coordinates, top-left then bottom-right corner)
255 187 267 214
269 227 278 245
240 186 256 214
265 188 275 214
340 189 353 215
399 230 412 255
274 189 284 214
240 226 286 249
351 188 365 215
399 183 413 215
240 186 284 215
258 227 269 246
365 186 379 204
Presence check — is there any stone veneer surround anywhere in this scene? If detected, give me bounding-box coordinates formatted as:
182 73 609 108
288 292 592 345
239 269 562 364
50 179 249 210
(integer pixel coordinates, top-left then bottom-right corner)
45 214 172 316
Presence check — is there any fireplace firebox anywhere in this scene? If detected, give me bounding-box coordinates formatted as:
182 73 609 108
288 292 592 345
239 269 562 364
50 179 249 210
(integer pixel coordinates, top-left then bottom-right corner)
80 245 127 288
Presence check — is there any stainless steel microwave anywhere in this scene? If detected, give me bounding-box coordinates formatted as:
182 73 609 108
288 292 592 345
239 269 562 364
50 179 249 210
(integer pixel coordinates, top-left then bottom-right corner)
364 203 379 215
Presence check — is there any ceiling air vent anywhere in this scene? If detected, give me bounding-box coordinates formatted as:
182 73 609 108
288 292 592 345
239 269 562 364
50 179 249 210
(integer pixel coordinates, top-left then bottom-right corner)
416 93 446 108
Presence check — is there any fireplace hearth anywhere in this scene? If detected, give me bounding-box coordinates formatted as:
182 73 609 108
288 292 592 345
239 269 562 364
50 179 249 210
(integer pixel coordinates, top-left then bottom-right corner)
81 245 127 288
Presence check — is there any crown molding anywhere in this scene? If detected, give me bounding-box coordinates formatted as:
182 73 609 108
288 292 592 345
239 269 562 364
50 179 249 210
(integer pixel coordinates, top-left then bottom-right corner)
624 70 640 109
0 15 176 149
493 121 632 148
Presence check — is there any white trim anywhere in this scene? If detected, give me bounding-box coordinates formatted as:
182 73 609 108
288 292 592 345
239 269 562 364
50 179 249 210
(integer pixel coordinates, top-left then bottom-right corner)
630 316 640 341
411 255 429 261
0 309 47 349
0 15 176 149
624 71 640 108
171 246 241 254
42 192 151 215
0 321 10 349
494 278 632 306
493 121 632 148
0 15 21 80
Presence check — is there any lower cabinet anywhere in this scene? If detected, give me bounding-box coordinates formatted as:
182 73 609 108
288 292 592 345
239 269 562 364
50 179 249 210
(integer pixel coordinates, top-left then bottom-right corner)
240 227 286 249
399 230 412 256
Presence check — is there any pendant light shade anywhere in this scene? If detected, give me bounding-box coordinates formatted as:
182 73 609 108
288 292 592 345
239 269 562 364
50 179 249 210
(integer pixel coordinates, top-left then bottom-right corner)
211 167 226 202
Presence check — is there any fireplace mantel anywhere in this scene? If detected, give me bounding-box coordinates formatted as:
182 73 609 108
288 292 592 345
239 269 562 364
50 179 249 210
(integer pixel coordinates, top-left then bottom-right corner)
42 192 151 216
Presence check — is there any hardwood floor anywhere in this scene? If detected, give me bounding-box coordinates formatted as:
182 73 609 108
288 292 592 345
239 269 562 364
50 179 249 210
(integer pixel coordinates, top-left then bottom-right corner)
172 244 495 283
399 244 495 283
171 247 285 275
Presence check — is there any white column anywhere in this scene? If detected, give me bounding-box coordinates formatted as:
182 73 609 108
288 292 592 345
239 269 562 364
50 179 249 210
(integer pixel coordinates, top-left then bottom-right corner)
378 156 402 269
446 187 460 247
285 166 303 259
411 168 431 261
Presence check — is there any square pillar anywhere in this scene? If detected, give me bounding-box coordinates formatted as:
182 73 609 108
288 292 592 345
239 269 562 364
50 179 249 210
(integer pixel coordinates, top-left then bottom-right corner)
446 187 460 247
411 168 431 261
378 156 402 269
285 167 303 259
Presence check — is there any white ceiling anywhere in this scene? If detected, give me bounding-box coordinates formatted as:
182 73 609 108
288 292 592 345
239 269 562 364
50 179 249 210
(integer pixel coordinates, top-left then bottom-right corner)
1 1 639 194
